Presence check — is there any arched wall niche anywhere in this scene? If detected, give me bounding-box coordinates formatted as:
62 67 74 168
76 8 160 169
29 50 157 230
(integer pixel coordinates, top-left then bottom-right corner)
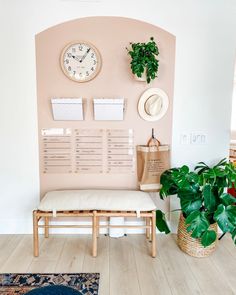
36 16 175 210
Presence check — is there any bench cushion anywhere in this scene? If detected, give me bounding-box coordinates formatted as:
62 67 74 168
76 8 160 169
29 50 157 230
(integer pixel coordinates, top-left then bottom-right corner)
38 190 156 212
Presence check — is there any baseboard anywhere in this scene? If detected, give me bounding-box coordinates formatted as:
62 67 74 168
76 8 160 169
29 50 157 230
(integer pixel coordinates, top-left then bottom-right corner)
0 218 33 234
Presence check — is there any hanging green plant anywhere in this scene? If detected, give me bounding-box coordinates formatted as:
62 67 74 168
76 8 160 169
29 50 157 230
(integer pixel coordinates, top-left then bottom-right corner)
126 37 159 84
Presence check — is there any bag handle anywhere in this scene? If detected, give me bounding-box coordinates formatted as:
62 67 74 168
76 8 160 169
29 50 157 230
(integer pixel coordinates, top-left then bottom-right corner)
147 128 160 148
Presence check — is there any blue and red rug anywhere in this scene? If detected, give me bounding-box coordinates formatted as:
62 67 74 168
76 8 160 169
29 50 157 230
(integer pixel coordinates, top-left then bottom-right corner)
0 273 99 295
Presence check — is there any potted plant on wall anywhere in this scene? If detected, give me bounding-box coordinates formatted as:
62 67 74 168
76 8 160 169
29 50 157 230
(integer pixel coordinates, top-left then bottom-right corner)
126 37 159 83
160 159 236 257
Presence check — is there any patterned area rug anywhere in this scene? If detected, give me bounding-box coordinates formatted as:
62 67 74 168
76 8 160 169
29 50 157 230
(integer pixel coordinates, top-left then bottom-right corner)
0 273 100 295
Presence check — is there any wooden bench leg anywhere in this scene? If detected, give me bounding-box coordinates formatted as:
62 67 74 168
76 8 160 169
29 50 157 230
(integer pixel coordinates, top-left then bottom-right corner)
92 211 97 257
146 217 151 240
96 216 99 238
151 210 156 258
45 217 49 238
33 210 39 257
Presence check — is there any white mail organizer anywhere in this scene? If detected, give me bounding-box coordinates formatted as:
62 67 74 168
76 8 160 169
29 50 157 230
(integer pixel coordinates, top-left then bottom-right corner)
93 98 125 121
51 98 84 121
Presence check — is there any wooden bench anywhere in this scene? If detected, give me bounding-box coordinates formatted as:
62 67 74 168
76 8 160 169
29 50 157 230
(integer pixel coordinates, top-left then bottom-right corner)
33 190 157 257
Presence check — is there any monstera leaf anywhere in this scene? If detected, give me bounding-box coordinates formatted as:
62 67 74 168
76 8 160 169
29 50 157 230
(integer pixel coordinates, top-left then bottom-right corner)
194 161 210 175
172 166 199 191
201 230 217 247
219 193 236 206
178 187 202 215
160 169 178 199
156 210 170 234
214 204 236 233
185 211 209 238
160 166 200 199
225 162 236 185
195 158 228 188
172 165 190 189
180 198 202 216
232 228 236 245
203 184 216 213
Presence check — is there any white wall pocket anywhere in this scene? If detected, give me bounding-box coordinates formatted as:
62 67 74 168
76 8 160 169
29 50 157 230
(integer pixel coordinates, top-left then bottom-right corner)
93 98 125 121
51 98 84 121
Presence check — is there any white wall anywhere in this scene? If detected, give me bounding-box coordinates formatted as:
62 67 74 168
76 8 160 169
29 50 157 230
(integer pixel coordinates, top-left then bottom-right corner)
231 69 236 133
0 0 236 233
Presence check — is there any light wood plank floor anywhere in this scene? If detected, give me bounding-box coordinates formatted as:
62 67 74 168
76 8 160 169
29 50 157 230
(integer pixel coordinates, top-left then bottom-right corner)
0 234 235 295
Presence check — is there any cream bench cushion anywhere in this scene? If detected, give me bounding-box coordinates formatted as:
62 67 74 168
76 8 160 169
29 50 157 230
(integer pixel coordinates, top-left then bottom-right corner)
38 190 156 212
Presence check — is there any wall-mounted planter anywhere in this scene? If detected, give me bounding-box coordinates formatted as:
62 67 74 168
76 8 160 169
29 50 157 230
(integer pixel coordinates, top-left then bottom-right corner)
126 37 159 84
133 72 146 82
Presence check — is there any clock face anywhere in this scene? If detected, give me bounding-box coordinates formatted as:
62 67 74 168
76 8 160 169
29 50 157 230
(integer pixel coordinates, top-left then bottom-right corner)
60 41 102 82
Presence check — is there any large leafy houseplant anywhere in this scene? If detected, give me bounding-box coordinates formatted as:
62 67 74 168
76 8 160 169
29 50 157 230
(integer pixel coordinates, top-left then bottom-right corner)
126 37 159 84
160 159 236 247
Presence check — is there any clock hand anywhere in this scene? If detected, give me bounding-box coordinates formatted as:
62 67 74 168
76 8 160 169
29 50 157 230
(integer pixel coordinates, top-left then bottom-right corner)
79 48 91 63
72 55 80 62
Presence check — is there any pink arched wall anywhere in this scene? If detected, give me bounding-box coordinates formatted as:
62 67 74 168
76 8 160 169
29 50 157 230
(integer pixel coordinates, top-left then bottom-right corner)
36 16 175 210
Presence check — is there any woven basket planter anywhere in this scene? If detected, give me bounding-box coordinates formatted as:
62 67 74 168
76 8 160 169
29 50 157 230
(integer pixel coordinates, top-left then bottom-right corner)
177 213 218 258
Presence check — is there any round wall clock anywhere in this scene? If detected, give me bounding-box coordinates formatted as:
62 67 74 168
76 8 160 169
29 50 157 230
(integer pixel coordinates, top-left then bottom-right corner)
60 41 102 82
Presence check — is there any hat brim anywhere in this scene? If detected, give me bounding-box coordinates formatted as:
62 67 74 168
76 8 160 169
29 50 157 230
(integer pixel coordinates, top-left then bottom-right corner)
138 88 169 122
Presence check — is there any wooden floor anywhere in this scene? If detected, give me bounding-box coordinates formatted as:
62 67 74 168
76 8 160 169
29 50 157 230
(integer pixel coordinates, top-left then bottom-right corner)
0 234 235 295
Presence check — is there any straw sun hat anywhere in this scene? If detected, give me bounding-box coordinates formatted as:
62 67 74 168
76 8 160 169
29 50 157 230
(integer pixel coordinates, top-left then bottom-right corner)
138 88 169 121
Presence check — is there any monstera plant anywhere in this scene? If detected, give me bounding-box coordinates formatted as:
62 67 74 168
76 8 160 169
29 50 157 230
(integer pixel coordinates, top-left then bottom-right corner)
160 159 236 248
